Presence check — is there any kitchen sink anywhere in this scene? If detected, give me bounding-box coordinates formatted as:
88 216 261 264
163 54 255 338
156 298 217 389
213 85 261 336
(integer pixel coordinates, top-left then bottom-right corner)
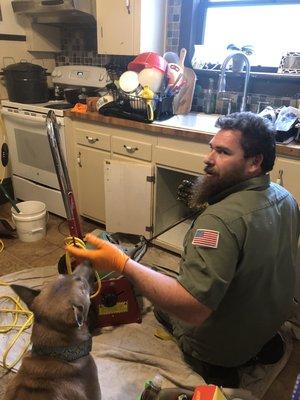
153 112 220 134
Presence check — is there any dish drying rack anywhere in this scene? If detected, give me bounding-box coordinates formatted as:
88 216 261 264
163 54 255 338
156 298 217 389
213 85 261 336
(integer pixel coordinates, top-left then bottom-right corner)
100 89 174 123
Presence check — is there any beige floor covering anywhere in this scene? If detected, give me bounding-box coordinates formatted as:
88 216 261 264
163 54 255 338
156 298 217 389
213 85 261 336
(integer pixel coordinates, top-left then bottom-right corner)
0 204 299 399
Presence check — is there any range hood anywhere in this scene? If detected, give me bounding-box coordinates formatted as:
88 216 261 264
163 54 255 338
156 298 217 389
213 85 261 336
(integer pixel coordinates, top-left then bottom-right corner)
12 0 96 25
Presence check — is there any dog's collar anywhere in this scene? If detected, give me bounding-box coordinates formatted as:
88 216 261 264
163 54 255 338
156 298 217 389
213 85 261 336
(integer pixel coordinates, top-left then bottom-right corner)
32 337 92 362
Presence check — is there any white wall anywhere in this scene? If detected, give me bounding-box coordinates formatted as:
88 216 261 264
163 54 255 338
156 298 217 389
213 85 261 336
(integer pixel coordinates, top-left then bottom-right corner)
0 1 25 35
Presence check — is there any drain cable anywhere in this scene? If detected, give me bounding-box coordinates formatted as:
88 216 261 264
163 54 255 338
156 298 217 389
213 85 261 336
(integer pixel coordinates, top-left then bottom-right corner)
0 280 33 370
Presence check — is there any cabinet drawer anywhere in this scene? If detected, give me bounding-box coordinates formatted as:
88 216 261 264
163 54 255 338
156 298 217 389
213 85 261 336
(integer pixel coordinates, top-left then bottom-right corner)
155 136 209 173
76 128 110 151
112 136 152 161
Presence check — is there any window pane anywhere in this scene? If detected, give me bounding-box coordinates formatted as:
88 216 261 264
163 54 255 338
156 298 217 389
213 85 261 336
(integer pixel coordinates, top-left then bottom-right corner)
203 4 300 67
208 0 262 2
208 0 272 3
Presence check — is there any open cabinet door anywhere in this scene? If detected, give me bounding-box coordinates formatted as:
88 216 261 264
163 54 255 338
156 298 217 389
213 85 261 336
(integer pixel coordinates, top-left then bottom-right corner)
104 159 153 238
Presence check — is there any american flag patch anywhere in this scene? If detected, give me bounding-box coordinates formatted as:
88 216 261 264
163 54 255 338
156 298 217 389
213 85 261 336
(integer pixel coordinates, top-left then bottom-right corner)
192 229 219 248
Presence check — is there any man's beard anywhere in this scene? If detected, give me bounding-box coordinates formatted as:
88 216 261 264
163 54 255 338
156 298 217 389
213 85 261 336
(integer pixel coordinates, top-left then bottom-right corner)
189 166 247 208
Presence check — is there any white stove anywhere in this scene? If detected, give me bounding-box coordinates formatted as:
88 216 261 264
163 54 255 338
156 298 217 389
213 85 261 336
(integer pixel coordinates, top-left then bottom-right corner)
1 65 111 217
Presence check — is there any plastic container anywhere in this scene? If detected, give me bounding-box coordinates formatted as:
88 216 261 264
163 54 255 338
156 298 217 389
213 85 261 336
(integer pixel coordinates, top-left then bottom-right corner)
203 78 216 114
140 373 163 400
11 201 47 242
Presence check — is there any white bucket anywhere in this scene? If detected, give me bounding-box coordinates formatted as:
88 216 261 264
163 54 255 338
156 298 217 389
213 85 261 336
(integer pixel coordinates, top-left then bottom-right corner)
11 201 47 243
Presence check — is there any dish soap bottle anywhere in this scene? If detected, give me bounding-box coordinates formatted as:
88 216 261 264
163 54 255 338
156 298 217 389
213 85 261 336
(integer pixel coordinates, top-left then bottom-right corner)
203 78 215 114
140 373 163 400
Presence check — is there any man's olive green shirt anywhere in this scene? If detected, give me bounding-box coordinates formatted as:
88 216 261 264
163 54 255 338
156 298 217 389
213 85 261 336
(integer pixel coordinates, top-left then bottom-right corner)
171 175 300 367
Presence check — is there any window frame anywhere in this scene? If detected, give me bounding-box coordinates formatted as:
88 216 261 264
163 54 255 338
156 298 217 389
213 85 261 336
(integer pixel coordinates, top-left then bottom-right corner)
179 0 300 68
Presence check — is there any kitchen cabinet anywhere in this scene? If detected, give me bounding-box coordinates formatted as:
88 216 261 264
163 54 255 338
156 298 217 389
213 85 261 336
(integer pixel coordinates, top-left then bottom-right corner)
96 0 166 55
65 118 111 224
270 156 300 203
66 118 157 227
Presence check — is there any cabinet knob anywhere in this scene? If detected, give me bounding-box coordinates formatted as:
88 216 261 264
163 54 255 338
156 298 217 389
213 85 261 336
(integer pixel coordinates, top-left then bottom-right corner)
77 152 82 168
86 136 99 144
276 169 283 185
125 0 131 14
124 145 138 153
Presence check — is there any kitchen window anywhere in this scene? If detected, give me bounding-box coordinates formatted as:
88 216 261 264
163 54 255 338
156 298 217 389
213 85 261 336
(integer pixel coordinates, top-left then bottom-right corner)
180 0 300 69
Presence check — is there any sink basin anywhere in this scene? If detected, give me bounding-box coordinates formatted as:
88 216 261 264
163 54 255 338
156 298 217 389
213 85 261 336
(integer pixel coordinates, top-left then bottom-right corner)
153 112 220 134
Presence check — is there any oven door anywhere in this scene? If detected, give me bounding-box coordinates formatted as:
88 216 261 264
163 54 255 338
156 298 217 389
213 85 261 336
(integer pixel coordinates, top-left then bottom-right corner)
2 108 65 190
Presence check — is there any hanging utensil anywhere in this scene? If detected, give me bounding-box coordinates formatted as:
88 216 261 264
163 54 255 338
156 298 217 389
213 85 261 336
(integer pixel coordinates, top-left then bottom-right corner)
46 110 82 239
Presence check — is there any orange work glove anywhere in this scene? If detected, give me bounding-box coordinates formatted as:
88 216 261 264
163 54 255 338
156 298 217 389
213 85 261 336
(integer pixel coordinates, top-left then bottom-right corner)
65 233 129 273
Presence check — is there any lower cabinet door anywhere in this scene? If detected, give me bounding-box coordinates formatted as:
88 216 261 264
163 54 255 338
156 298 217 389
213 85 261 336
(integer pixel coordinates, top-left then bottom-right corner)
76 144 109 223
104 159 153 238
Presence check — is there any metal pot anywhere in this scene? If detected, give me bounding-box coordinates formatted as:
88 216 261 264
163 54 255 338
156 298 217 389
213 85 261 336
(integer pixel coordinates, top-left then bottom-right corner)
1 62 49 103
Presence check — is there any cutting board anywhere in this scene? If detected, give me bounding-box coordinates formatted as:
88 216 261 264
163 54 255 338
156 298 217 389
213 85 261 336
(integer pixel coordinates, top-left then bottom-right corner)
173 48 197 115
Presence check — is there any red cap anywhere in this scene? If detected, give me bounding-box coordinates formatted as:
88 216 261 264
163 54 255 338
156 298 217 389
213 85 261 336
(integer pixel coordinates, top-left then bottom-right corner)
128 52 167 73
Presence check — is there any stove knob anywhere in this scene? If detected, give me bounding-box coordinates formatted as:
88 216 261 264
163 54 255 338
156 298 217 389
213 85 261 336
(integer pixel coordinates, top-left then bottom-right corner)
52 70 57 77
56 70 62 78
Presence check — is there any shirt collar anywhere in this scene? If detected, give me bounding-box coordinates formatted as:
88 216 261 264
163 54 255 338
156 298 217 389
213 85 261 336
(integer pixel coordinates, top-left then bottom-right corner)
208 174 271 205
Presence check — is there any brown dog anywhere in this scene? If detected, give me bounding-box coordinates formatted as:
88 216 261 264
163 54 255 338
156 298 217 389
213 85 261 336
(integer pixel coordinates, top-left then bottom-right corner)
4 262 101 400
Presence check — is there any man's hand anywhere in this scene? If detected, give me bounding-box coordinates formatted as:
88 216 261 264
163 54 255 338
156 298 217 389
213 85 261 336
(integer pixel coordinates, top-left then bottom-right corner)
65 233 129 273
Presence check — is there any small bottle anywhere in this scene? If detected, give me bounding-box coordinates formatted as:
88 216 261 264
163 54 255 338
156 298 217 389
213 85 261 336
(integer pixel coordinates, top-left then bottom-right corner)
140 373 163 400
203 78 215 114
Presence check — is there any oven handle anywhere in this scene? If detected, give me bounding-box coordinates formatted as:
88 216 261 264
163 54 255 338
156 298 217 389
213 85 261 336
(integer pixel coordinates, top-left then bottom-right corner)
1 110 47 124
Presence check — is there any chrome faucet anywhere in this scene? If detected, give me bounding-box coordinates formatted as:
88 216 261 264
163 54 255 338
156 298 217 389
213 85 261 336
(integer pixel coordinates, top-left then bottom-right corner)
217 51 251 112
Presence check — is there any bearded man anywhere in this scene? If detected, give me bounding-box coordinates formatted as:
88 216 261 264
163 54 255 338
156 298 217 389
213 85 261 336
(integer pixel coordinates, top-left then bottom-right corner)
67 112 300 388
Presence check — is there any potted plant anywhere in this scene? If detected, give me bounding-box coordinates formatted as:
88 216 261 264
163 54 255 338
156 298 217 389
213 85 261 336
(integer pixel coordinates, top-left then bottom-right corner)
227 44 254 72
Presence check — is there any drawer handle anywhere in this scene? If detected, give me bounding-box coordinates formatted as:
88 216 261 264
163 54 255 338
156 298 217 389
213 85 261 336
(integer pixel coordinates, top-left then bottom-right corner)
86 136 99 144
124 145 138 153
276 169 283 186
77 152 82 168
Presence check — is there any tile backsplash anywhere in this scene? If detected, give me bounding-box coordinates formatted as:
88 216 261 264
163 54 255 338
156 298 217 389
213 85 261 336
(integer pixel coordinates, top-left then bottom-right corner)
55 27 111 67
166 0 182 53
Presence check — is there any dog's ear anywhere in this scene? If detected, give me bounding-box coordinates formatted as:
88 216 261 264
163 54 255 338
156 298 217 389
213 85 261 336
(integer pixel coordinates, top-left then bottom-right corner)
72 303 88 328
10 284 41 309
